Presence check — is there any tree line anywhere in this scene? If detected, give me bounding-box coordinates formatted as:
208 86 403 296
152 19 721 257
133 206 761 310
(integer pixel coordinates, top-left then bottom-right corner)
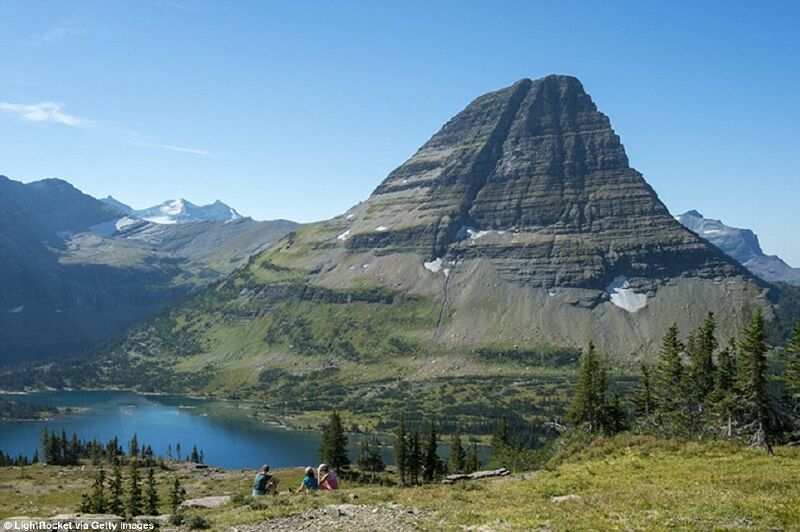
317 310 800 483
568 310 800 454
318 410 483 485
79 461 186 517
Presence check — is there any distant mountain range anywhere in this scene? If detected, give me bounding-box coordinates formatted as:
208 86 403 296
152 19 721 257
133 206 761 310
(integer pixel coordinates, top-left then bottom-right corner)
0 175 298 363
102 197 243 225
677 210 800 286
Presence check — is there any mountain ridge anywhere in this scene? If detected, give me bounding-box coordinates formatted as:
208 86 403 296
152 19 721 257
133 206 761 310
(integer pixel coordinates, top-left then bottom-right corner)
677 210 800 286
101 196 243 224
0 175 298 363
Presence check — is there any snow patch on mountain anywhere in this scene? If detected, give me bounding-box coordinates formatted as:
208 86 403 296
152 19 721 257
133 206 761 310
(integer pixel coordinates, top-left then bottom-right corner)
605 276 647 312
424 257 443 273
89 217 140 237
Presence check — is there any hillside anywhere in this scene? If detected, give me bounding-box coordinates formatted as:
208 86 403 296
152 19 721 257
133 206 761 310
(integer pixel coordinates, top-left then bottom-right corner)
2 436 799 530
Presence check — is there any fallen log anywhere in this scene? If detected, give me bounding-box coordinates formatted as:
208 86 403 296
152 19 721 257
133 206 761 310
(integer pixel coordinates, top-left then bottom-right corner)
441 468 510 484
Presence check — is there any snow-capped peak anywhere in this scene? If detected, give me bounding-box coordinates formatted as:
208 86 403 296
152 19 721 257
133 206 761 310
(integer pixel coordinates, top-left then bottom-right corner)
101 197 243 225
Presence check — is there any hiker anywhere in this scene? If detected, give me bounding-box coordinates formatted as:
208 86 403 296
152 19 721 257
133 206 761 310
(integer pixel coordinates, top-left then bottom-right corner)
295 466 319 493
318 463 339 490
252 464 278 496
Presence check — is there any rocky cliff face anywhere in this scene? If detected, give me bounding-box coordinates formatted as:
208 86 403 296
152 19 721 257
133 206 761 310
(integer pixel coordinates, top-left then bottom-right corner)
341 76 745 292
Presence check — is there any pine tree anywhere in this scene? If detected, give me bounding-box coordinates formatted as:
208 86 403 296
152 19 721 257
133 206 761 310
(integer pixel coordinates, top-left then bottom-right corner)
694 312 718 399
69 433 81 465
108 464 124 516
127 461 143 517
464 443 480 473
32 449 39 464
356 436 385 475
633 364 654 418
447 430 465 474
87 468 107 513
710 339 738 436
129 434 138 459
39 427 50 464
488 416 510 467
170 478 184 511
318 411 350 473
166 444 172 461
736 307 774 455
190 445 200 463
654 324 687 431
175 443 181 461
780 319 800 403
407 430 422 484
567 342 612 433
423 421 443 483
394 416 408 485
145 468 159 515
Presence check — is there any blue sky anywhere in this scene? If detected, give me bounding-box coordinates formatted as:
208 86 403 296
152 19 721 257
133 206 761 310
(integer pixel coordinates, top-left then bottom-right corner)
1 0 798 264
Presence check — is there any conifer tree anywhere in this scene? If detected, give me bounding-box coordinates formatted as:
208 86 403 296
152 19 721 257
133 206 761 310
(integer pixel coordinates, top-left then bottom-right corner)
464 443 480 473
633 364 654 418
654 324 687 430
447 430 465 474
39 427 49 464
87 468 107 513
710 339 738 436
318 410 350 473
408 430 422 484
127 460 143 517
129 434 138 459
145 468 159 515
108 464 124 516
166 444 172 461
694 312 719 399
780 319 800 404
190 445 200 463
175 443 181 461
736 307 774 455
567 342 613 433
394 416 408 485
170 478 184 511
356 436 384 475
423 421 443 483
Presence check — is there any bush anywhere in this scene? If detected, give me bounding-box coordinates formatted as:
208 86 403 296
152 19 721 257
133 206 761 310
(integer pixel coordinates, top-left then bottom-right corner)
185 513 212 530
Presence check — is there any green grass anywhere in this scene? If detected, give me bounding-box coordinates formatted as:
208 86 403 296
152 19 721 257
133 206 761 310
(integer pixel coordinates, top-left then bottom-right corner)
6 436 797 531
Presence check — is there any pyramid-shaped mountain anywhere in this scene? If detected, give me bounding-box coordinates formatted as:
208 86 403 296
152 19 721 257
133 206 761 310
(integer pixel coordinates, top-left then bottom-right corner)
63 75 772 396
341 76 744 289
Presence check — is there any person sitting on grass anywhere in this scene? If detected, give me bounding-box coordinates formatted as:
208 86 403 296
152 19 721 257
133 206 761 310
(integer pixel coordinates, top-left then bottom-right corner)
318 463 339 490
252 464 278 496
295 466 318 493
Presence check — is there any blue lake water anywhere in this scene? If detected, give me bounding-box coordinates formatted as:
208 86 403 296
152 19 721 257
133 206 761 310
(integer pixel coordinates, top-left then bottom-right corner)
1 390 484 469
0 391 330 469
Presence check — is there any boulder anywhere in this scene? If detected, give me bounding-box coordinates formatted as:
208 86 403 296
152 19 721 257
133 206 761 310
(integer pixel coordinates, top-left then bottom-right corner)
179 495 231 509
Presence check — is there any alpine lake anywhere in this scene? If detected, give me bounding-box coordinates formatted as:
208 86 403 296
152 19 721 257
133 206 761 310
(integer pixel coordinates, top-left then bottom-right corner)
0 390 379 469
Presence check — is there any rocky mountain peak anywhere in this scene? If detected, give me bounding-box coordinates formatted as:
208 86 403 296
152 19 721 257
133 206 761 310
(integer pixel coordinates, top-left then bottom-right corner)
337 74 747 290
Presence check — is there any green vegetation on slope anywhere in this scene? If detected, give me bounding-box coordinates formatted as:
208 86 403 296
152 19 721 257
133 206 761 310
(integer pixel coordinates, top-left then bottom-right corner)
3 436 798 530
